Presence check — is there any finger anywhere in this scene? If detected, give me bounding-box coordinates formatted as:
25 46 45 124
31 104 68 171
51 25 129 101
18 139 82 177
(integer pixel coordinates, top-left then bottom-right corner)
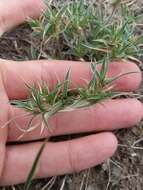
0 59 141 99
0 77 8 176
0 0 45 35
0 132 117 186
8 98 143 142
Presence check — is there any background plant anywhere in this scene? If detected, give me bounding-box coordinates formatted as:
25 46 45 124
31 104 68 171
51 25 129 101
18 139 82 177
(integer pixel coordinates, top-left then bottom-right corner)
28 0 143 62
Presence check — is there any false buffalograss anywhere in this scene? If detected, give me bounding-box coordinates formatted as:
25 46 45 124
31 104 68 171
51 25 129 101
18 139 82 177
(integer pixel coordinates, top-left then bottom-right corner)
12 60 114 119
11 0 143 189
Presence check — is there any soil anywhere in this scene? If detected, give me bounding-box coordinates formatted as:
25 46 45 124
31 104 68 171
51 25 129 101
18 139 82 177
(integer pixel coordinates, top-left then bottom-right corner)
0 1 143 190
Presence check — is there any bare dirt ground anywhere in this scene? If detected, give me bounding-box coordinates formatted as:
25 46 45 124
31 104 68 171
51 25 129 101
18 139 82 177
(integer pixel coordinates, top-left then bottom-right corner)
0 1 143 190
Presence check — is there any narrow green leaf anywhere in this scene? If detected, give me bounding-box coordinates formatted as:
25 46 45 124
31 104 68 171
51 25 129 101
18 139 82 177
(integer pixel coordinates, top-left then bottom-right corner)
99 58 108 84
88 62 97 90
62 68 71 99
24 142 46 190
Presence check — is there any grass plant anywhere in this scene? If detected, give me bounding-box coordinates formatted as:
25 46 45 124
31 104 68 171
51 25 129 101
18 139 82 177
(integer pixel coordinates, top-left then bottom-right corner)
12 60 117 122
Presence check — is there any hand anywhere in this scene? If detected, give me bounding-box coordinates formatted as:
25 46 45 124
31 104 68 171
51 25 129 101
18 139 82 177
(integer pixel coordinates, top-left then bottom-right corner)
0 0 143 186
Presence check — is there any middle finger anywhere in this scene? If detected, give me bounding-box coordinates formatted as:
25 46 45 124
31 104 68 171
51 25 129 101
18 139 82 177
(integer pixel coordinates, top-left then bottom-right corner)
7 98 143 142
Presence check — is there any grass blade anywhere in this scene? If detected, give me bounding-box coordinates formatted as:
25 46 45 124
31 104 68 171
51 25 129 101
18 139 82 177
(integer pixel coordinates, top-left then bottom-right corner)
24 142 46 190
62 68 71 99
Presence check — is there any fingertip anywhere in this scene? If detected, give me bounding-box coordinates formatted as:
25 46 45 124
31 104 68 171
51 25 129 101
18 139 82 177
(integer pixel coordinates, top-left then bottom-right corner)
123 60 142 90
129 99 143 122
97 132 118 159
74 133 118 172
119 99 143 127
108 60 142 91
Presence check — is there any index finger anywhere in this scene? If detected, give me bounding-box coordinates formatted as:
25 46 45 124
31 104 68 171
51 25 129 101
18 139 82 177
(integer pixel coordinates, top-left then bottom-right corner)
0 59 141 99
0 59 142 100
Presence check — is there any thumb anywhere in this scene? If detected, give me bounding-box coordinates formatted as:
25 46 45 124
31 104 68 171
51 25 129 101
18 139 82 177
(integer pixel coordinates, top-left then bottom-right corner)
0 75 8 178
0 0 45 35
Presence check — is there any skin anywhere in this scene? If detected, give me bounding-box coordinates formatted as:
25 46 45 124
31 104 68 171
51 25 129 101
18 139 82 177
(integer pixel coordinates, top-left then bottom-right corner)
0 0 143 186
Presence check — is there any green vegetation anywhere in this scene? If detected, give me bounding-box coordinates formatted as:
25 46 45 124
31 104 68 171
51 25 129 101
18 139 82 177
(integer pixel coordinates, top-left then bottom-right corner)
12 60 122 126
29 0 143 62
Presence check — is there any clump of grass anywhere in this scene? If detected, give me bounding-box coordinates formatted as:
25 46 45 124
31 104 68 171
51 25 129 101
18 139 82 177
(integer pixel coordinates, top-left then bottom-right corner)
28 0 143 62
12 59 120 126
12 56 137 131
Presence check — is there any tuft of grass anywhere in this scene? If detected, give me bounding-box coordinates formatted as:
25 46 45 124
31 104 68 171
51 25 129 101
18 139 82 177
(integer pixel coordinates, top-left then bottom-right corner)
28 0 143 62
12 58 136 130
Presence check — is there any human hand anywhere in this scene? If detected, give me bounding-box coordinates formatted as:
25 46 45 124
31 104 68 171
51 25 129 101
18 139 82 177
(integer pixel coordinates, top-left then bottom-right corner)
0 0 143 186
